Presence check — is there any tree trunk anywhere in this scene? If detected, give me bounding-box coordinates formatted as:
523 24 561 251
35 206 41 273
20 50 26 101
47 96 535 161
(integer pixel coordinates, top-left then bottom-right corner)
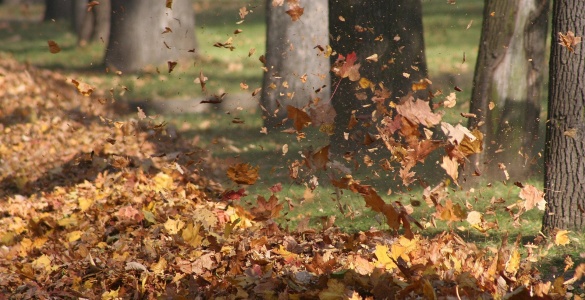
260 0 330 127
43 0 73 21
328 0 428 156
105 0 197 73
542 0 585 231
466 0 549 182
74 0 111 46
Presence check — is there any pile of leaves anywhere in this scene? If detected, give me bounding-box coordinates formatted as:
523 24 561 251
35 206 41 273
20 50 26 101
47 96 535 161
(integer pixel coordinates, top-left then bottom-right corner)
0 56 583 299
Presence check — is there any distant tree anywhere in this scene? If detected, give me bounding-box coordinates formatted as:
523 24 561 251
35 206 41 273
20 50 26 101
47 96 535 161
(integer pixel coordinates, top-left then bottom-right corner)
466 0 549 181
105 0 197 73
73 0 111 46
542 0 585 231
328 0 428 156
43 0 73 21
260 0 330 128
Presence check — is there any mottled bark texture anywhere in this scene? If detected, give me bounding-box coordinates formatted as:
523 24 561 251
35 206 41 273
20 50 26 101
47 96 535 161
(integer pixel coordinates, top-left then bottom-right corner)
328 0 427 156
467 0 549 182
261 0 330 127
105 0 197 73
542 0 585 231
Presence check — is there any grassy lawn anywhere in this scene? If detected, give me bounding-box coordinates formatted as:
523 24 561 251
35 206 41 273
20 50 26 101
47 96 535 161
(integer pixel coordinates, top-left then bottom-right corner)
1 0 582 272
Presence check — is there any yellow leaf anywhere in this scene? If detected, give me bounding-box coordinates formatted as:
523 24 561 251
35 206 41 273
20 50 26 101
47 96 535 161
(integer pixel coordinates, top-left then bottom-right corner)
58 215 79 228
358 77 374 90
67 231 83 242
226 163 259 185
164 218 185 235
32 254 52 271
101 289 120 300
506 249 521 274
78 197 94 211
150 257 167 275
153 172 173 192
182 222 203 248
318 279 346 300
374 244 396 270
555 230 570 246
422 278 437 300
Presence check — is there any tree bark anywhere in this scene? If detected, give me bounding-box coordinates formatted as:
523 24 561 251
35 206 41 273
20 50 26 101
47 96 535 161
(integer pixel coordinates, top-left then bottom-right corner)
542 0 585 231
43 0 73 21
466 0 549 182
105 0 197 73
260 0 330 127
328 0 428 156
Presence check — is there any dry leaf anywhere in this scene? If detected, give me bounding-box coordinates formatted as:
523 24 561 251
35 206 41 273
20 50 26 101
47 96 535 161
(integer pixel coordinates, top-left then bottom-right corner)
441 156 459 183
47 40 60 54
519 184 546 211
287 106 311 131
555 230 570 246
227 163 259 185
286 0 304 21
558 31 582 53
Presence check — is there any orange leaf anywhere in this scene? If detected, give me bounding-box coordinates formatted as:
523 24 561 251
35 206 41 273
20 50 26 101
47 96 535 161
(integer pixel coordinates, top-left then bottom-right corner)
47 40 61 54
226 163 259 185
286 106 311 131
285 0 304 21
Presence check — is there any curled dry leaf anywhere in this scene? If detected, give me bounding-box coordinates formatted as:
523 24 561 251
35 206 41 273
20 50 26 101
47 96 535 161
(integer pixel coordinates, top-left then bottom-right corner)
286 0 304 21
287 105 311 131
558 31 582 53
519 184 546 211
69 79 95 96
396 95 442 127
441 156 459 183
227 163 259 185
444 92 457 108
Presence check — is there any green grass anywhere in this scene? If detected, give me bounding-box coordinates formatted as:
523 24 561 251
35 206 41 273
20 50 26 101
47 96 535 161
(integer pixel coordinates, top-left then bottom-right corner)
2 0 582 270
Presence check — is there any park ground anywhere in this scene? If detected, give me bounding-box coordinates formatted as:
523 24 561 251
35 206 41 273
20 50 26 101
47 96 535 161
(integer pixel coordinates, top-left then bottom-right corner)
1 0 584 298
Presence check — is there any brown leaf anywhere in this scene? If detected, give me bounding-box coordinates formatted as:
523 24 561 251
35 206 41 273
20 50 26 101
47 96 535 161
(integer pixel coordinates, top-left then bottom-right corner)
167 61 177 73
287 106 311 131
87 1 99 12
440 155 459 183
70 79 94 96
226 163 259 185
250 195 283 221
519 184 545 211
396 95 442 127
558 31 582 53
47 40 60 54
459 129 483 156
165 0 172 9
239 6 249 19
286 0 304 21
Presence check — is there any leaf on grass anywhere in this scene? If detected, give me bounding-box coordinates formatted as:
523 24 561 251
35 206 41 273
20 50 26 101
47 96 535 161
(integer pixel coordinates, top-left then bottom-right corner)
555 230 570 246
287 106 311 131
519 184 546 211
227 163 259 185
47 40 60 53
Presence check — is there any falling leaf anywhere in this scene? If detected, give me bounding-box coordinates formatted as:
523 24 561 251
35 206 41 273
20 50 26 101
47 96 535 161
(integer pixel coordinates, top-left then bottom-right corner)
460 129 483 156
137 107 146 120
234 29 243 34
165 0 172 9
70 79 95 96
396 96 442 127
227 163 259 185
248 48 256 57
441 156 459 183
519 184 546 211
441 122 475 145
332 52 361 81
466 20 473 30
411 78 431 91
555 230 570 246
240 82 249 90
87 1 99 12
282 144 288 155
558 31 582 53
239 6 249 19
272 0 284 6
162 27 172 34
252 87 262 96
287 106 311 131
47 40 60 53
564 128 578 138
167 61 177 73
194 71 208 91
444 92 457 108
365 53 378 62
488 101 495 110
250 195 283 221
286 0 304 21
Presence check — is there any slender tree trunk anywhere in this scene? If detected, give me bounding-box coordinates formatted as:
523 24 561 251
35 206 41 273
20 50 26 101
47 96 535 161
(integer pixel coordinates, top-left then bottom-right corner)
329 0 427 156
105 0 197 73
43 0 73 21
260 0 330 128
74 0 110 46
466 0 549 182
542 0 585 231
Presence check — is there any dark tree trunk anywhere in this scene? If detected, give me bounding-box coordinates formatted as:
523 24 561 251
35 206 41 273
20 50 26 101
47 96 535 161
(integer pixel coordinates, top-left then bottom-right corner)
43 0 73 21
74 0 111 46
260 0 330 127
105 0 197 73
466 0 549 182
542 0 585 231
328 0 427 156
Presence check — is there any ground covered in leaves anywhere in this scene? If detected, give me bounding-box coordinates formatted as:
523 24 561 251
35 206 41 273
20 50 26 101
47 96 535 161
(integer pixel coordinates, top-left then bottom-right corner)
0 57 583 299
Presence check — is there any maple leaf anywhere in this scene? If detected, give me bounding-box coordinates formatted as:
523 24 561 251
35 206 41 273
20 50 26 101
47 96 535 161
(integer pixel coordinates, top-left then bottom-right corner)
558 31 582 53
519 184 546 211
396 95 442 127
287 105 312 131
221 188 247 201
250 195 283 221
332 52 361 81
227 163 259 185
286 0 304 21
239 6 249 19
